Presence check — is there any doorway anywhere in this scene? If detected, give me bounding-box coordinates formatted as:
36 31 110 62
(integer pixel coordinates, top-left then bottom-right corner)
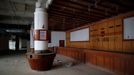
59 40 65 47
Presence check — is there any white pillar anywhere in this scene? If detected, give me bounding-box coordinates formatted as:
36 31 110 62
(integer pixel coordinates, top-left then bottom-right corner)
34 1 48 53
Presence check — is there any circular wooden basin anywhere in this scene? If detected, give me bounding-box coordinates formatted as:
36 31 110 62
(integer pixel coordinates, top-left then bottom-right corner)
27 50 56 71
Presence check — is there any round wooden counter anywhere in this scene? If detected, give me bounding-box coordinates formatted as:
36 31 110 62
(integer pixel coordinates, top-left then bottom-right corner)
26 50 56 71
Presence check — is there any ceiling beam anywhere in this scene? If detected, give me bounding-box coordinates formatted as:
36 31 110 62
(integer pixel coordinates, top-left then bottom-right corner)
0 15 32 21
50 4 107 18
48 9 102 20
105 0 134 9
99 1 132 12
54 0 117 15
0 19 32 25
49 11 92 22
49 13 91 23
10 0 36 5
0 10 33 18
0 23 30 30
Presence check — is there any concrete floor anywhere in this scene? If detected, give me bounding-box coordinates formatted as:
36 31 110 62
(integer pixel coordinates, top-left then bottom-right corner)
0 52 114 75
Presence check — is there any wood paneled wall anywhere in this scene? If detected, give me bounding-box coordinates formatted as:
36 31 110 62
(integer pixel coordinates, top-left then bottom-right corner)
50 47 85 62
66 11 134 53
52 47 134 75
63 11 134 75
85 50 134 75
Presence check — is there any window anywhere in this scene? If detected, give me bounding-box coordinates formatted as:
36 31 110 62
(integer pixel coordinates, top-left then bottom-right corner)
70 28 89 41
123 16 134 40
9 40 16 50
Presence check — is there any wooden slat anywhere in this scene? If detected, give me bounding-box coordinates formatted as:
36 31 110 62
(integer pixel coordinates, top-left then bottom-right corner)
55 47 134 75
52 1 110 18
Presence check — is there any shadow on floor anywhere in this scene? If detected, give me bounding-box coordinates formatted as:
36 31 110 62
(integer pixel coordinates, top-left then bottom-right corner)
0 50 27 56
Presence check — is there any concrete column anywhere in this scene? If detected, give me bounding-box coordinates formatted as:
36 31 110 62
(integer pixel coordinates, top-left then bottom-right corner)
15 35 19 50
34 1 48 53
27 0 55 71
30 29 34 52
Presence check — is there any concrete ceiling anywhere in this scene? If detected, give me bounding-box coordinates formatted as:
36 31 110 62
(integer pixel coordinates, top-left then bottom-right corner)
0 0 35 25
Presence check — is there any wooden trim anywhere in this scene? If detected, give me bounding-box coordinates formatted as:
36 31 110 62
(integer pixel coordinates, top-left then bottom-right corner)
124 39 134 41
69 26 90 32
58 47 134 57
70 41 90 42
34 30 40 40
34 29 48 41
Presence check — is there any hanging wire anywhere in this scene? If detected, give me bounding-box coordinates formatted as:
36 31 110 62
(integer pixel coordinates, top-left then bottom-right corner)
70 0 77 2
8 0 16 24
76 18 79 27
73 8 75 14
115 5 119 14
94 0 98 8
23 0 26 24
105 9 108 16
88 4 91 15
94 0 100 8
9 0 21 29
62 17 65 30
72 8 77 28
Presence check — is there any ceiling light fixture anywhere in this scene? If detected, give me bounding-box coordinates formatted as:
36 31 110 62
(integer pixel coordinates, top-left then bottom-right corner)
6 29 24 33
